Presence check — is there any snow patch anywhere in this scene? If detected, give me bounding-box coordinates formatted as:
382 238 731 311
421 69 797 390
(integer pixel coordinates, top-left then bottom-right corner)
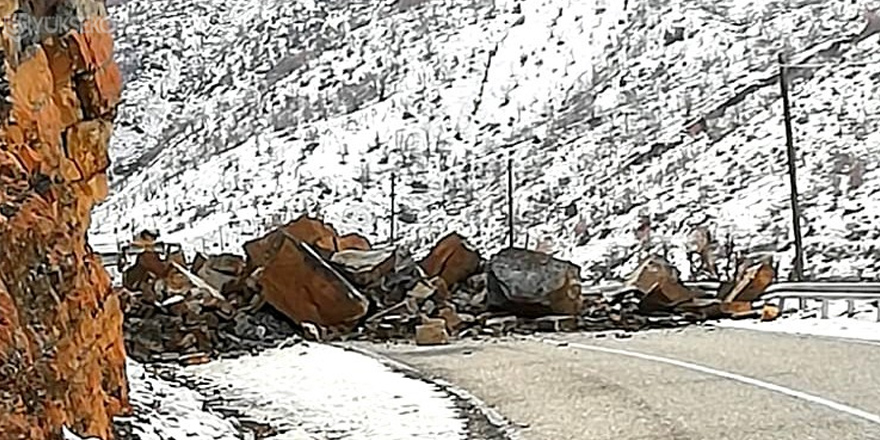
180 342 467 439
717 300 880 343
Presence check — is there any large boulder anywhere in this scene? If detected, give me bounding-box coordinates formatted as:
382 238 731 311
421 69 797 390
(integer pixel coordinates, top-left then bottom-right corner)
487 248 583 316
420 233 481 287
122 250 169 291
338 233 371 251
0 4 129 438
626 257 698 313
281 215 340 250
330 248 396 288
195 253 247 292
724 261 775 303
244 216 368 271
256 231 369 330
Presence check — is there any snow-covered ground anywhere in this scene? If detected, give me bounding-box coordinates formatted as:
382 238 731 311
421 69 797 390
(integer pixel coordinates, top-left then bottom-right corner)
91 0 880 283
718 300 880 343
66 342 469 440
181 342 467 439
121 360 245 440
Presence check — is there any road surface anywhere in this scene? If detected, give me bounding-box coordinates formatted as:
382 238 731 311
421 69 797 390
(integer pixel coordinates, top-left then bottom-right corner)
357 326 880 440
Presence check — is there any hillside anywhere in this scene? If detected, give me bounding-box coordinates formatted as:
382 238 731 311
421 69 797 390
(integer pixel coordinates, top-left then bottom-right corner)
91 0 880 282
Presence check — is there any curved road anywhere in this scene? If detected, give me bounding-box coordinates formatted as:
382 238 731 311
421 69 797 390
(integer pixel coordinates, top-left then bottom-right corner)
357 327 880 439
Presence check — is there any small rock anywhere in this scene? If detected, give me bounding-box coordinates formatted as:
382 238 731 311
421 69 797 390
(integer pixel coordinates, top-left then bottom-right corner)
761 305 780 322
415 321 449 346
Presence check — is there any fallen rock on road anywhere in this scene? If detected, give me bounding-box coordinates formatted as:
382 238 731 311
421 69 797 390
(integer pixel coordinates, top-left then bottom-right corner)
420 232 482 288
256 231 369 331
116 215 784 361
725 261 775 303
626 256 699 313
487 248 584 316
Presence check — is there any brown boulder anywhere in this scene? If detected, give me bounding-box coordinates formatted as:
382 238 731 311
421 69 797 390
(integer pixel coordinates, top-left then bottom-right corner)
724 262 775 303
761 305 781 322
637 278 697 314
122 250 169 292
244 230 280 271
720 301 753 316
438 307 464 333
282 215 339 249
330 248 396 287
415 319 449 346
196 254 247 291
420 233 481 287
627 257 698 313
257 231 368 330
338 233 371 251
244 216 368 271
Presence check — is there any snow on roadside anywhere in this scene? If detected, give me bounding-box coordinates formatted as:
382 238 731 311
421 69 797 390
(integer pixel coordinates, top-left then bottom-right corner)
75 342 466 440
179 341 467 440
123 359 243 440
716 300 880 343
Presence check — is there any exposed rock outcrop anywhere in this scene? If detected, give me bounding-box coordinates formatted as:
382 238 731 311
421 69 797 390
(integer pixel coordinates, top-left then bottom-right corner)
0 2 128 439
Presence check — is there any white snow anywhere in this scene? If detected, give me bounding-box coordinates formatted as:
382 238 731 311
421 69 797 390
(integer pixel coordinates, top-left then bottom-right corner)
62 426 99 440
111 342 467 439
123 359 243 440
180 342 467 439
717 300 880 343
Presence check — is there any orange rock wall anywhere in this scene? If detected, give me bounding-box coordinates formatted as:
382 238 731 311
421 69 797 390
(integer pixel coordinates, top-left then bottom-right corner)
0 2 128 439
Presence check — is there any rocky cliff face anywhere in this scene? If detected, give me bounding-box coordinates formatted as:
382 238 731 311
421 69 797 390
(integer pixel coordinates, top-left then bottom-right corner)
0 0 128 439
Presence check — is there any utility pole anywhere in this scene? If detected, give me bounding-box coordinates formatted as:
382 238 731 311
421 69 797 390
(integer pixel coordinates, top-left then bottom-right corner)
778 53 805 282
507 157 514 248
390 172 396 245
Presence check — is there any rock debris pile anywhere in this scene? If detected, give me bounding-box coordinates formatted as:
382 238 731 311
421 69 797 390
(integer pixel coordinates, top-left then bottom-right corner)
119 237 298 363
118 216 781 360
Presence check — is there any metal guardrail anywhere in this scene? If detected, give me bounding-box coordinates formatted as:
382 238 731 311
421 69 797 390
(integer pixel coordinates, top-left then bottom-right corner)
94 241 183 272
594 280 880 322
683 281 722 292
764 282 880 295
98 253 118 266
761 283 880 322
712 281 880 322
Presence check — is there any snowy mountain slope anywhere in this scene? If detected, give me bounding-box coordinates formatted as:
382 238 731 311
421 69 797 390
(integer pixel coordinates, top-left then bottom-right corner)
92 0 880 282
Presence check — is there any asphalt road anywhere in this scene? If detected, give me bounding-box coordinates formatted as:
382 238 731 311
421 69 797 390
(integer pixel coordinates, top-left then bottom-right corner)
358 327 880 440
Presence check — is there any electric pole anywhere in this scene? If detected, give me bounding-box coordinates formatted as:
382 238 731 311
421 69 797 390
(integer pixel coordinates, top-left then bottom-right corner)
778 52 805 282
507 157 514 248
390 172 396 245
